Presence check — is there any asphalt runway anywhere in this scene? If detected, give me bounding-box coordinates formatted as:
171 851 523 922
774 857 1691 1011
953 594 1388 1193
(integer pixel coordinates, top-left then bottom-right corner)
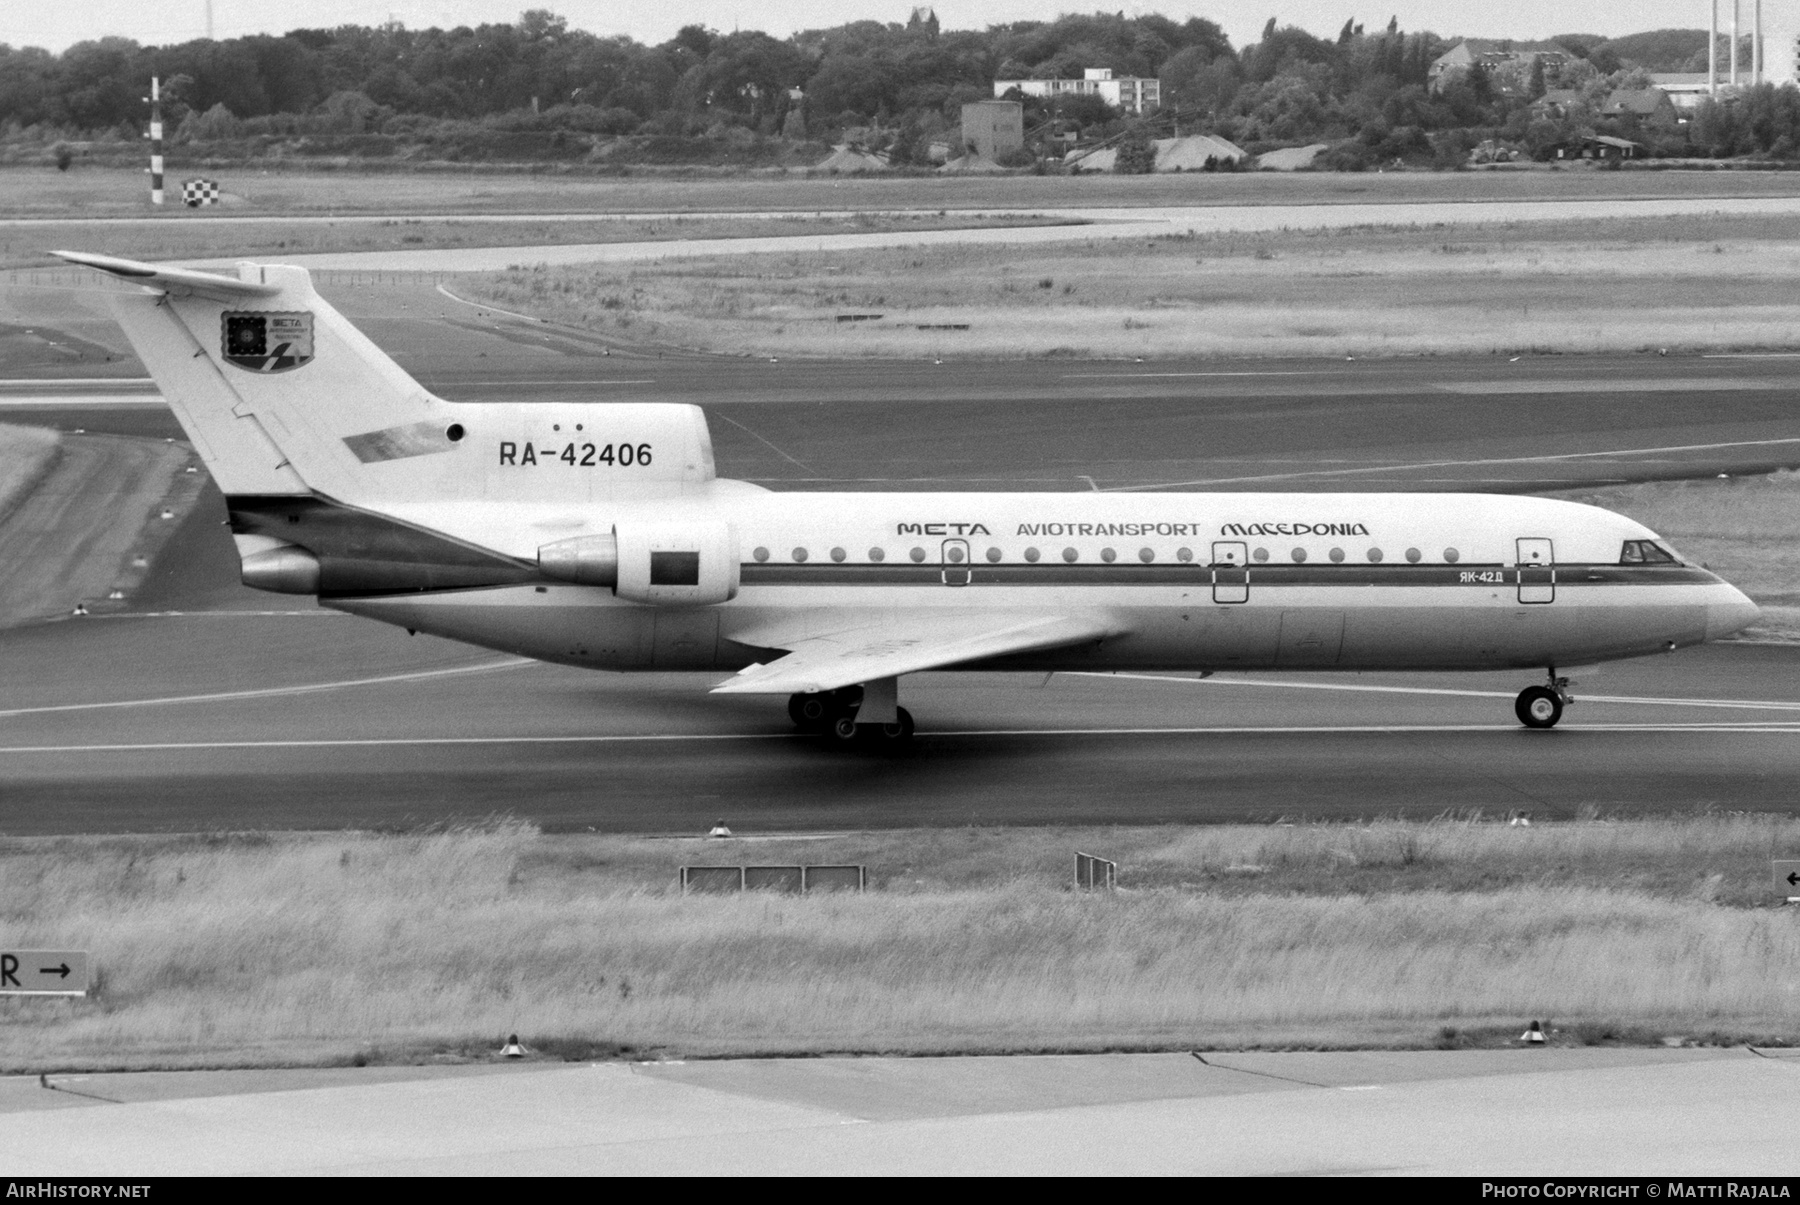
5 277 1800 833
2 595 1797 833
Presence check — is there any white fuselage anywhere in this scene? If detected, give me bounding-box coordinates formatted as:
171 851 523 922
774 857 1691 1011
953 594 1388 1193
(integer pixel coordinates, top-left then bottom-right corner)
332 488 1759 675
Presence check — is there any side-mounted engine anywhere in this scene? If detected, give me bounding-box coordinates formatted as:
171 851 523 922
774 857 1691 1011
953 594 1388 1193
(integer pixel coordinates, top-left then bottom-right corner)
538 520 739 605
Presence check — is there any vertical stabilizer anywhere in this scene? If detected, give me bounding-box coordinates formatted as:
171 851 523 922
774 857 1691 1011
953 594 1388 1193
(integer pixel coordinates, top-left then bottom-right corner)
55 251 455 508
152 261 454 507
56 253 726 562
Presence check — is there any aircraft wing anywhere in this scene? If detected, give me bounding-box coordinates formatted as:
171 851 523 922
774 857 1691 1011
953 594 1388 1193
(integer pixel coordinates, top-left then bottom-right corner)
713 611 1115 695
52 251 281 302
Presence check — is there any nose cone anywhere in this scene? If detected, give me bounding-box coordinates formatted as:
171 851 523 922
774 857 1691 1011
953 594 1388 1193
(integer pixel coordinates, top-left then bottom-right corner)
1706 584 1761 642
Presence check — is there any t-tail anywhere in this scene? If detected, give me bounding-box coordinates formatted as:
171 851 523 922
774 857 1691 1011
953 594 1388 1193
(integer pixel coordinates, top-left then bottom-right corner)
55 252 735 598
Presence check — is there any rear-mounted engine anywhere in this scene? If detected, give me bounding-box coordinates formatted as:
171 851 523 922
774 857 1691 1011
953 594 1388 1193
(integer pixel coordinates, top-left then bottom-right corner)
539 521 738 605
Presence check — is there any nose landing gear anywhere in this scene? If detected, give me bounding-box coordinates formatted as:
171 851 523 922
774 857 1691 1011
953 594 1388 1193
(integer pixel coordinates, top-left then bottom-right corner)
1515 671 1573 729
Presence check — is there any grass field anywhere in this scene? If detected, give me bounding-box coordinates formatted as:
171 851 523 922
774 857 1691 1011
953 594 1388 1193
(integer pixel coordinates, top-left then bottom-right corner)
1 816 1795 1070
6 163 1800 219
462 212 1800 359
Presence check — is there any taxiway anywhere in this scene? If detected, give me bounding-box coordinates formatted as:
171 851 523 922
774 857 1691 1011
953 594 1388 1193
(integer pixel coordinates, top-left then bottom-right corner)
3 279 1797 833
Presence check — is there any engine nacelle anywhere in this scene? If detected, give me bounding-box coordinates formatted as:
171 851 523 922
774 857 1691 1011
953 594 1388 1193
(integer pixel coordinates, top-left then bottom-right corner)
539 522 738 605
235 535 321 594
537 532 618 586
616 521 738 605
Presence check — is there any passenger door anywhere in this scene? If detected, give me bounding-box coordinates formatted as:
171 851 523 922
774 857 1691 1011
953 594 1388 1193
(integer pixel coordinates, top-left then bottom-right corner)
1516 537 1554 604
941 538 971 586
1212 541 1248 604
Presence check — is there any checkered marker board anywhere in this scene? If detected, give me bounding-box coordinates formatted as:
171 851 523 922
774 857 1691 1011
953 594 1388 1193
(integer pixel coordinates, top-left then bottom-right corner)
182 178 220 207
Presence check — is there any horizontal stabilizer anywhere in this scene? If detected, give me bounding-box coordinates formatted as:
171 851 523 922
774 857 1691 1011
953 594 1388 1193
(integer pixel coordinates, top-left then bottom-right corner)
714 611 1115 695
52 250 281 302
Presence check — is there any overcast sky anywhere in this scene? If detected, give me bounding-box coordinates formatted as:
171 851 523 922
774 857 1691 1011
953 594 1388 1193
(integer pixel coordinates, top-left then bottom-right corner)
2 2 1727 55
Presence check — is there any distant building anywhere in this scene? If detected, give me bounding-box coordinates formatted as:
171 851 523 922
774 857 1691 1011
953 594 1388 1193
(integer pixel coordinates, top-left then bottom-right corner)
1767 24 1800 86
1529 88 1587 119
1429 39 1570 94
1648 73 1713 110
1600 88 1675 120
1068 133 1246 173
960 101 1023 161
993 68 1160 115
1549 134 1641 160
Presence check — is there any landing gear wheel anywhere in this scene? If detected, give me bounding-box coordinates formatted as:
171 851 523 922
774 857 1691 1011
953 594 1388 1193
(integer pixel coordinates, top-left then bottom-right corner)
869 706 915 744
831 716 860 741
1515 686 1564 729
788 692 832 731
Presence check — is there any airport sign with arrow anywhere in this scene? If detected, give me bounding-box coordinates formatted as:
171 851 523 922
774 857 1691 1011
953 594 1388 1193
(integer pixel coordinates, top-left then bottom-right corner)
0 950 89 996
1774 861 1800 901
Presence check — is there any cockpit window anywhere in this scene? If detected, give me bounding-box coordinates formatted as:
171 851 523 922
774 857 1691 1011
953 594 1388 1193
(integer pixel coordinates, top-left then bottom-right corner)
1620 540 1678 565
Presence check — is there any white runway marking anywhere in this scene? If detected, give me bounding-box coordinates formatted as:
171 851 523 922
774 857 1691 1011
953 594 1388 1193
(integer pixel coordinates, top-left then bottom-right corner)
84 610 346 619
1087 671 1800 712
1436 377 1800 394
0 658 533 719
1 722 1797 755
0 397 167 408
435 283 545 325
1112 435 1800 489
714 412 816 471
1061 371 1331 379
0 378 156 387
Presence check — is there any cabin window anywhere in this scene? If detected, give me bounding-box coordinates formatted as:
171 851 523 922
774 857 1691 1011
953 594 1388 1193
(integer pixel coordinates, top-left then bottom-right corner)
1367 548 1383 563
753 546 770 563
830 547 846 563
1062 547 1079 563
1178 547 1194 563
1101 548 1117 563
909 547 926 563
1620 540 1677 564
1444 548 1460 564
1405 548 1422 564
792 547 808 563
1138 547 1155 563
1253 547 1269 563
986 547 1002 563
946 545 966 563
1329 547 1345 563
1025 547 1041 562
1291 547 1307 563
869 547 885 562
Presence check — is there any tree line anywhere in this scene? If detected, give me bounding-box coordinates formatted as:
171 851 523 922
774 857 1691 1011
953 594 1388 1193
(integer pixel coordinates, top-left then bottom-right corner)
4 9 1799 167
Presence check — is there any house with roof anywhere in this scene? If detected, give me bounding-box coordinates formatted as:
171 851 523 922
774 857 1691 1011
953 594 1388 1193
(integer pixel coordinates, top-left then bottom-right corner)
1529 88 1587 119
1430 39 1571 94
1648 72 1719 111
1601 88 1675 120
1549 133 1642 160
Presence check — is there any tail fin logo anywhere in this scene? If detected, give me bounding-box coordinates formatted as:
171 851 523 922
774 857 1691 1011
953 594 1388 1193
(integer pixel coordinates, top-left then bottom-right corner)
221 312 314 373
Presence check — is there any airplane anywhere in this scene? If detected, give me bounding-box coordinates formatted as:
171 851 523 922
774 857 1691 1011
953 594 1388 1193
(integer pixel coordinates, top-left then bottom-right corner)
56 250 1760 743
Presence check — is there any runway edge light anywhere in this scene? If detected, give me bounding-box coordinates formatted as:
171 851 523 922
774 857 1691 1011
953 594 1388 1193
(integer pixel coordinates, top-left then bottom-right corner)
1521 1020 1547 1045
501 1034 527 1058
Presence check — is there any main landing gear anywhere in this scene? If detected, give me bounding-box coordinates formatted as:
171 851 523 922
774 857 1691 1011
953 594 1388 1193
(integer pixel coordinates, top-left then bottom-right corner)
787 682 915 744
1515 671 1573 729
